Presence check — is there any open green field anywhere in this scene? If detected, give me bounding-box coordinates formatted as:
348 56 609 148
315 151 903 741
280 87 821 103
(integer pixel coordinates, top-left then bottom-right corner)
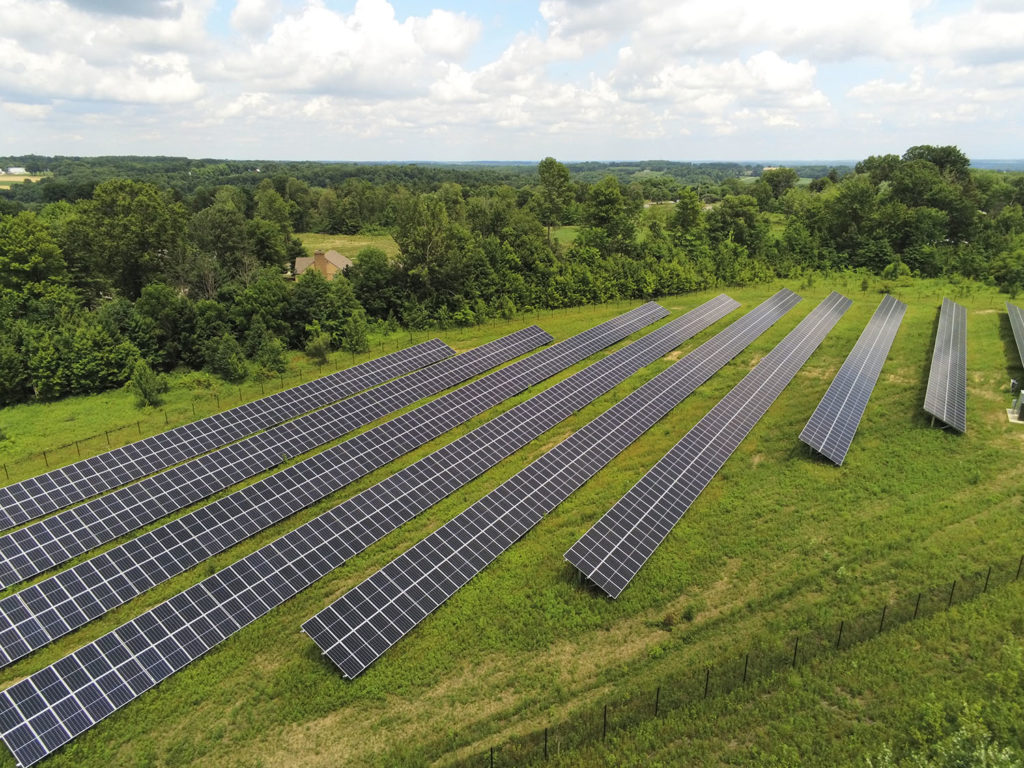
295 232 401 261
0 276 1021 767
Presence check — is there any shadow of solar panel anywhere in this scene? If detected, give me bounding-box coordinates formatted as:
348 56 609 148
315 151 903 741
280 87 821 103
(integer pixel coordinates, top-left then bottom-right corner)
0 297 739 768
0 339 456 531
0 328 558 589
799 294 906 466
301 289 803 679
0 304 669 681
565 292 851 599
923 298 966 433
1007 302 1024 369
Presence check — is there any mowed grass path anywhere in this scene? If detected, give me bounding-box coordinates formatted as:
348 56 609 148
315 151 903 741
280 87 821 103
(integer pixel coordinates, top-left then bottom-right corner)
0 278 1020 767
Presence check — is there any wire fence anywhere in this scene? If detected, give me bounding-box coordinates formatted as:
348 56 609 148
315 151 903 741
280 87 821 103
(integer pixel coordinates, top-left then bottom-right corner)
452 553 1024 768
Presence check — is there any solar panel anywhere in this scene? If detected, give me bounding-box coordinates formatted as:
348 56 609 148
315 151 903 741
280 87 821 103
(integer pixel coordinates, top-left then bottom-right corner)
0 339 455 531
302 290 803 679
565 292 852 599
799 294 906 465
1007 302 1024 369
0 304 665 674
0 298 729 767
923 298 967 433
0 327 553 589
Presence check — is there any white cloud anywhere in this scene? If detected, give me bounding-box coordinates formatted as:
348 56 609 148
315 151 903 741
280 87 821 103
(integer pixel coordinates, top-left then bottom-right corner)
0 0 1022 159
230 0 281 37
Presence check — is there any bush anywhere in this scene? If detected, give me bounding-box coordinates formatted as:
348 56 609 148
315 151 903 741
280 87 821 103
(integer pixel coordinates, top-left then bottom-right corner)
126 358 168 407
207 332 248 383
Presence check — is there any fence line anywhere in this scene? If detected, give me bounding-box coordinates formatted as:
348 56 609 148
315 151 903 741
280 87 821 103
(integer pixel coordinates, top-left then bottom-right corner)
450 552 1023 767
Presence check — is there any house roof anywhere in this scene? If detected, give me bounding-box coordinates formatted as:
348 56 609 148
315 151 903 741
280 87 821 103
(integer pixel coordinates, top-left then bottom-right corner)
294 249 353 276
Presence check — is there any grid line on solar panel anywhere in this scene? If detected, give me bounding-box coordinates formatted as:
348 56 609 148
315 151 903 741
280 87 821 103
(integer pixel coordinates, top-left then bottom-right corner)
923 298 967 433
0 304 667 675
0 339 455 531
0 297 729 768
798 294 906 466
0 328 553 589
301 290 802 679
1006 302 1024 369
564 292 852 599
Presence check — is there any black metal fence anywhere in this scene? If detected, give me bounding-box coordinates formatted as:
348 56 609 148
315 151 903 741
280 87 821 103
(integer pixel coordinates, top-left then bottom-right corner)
453 553 1023 767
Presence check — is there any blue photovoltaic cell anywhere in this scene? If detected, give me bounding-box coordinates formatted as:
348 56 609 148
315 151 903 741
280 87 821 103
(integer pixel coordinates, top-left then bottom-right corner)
0 339 455 530
565 292 851 598
0 302 679 767
923 298 966 433
0 328 558 588
1006 302 1024 369
0 305 668 678
302 290 803 679
799 294 906 465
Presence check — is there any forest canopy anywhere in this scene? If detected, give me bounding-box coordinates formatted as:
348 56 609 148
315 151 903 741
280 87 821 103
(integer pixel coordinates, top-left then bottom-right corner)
1 147 1022 407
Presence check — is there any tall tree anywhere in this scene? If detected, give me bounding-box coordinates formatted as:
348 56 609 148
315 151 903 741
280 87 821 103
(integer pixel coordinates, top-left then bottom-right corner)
536 157 572 244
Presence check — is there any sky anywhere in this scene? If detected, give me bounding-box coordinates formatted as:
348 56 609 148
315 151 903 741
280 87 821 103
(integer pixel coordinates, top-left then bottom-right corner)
0 0 1022 162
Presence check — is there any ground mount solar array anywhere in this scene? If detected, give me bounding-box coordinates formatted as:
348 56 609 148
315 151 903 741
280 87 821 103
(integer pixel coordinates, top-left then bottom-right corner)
0 288 987 767
0 303 676 766
0 339 455 531
923 298 967 433
799 294 906 465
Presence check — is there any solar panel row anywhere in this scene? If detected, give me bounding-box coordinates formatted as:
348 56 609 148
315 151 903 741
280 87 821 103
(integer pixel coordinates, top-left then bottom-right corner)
923 298 967 433
0 339 455 531
0 325 547 670
0 305 664 676
0 328 549 589
798 294 906 466
564 292 852 599
302 289 802 679
1006 302 1024 369
0 299 721 767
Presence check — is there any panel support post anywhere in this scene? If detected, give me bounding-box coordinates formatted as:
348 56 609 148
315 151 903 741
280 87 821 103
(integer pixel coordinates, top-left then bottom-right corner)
836 620 844 650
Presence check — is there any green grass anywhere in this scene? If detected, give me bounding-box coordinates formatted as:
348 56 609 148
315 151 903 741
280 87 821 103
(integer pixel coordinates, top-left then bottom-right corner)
0 278 1021 768
552 225 579 245
295 232 401 261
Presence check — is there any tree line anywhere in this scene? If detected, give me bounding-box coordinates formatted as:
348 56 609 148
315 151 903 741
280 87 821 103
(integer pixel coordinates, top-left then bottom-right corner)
0 145 1022 408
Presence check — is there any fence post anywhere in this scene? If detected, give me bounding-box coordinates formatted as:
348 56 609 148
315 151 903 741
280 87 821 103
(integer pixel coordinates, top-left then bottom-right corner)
75 440 81 458
836 620 844 649
137 421 142 435
983 566 991 593
742 653 749 684
490 746 494 768
544 728 548 761
792 637 799 668
105 430 111 446
42 450 48 469
192 401 196 416
654 686 660 716
602 704 607 741
2 463 8 482
879 605 887 634
704 668 710 698
913 592 922 620
948 580 957 609
163 410 169 425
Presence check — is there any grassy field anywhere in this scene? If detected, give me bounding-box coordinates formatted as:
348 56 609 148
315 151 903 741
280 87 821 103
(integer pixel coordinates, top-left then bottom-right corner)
0 174 44 189
0 277 1021 767
295 232 401 261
